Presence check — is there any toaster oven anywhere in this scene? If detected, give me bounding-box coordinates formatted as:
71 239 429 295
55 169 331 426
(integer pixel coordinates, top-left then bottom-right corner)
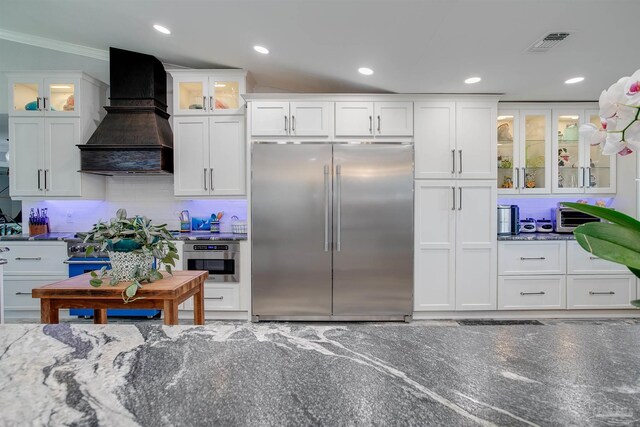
554 207 601 233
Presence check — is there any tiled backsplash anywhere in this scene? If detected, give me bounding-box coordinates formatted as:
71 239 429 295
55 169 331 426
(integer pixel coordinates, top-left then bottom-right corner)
498 196 616 221
22 176 247 234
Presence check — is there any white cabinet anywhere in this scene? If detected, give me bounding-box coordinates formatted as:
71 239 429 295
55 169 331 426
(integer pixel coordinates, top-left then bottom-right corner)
414 180 496 311
567 275 636 309
251 101 332 136
7 72 106 199
567 241 629 274
498 276 566 310
173 115 245 196
415 100 496 179
499 241 566 275
335 101 413 137
170 70 247 115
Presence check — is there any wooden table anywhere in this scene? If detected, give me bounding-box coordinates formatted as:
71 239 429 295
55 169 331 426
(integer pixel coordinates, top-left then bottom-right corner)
32 270 208 325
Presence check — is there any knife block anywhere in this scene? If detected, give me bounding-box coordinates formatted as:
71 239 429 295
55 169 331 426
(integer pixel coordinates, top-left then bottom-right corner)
29 224 48 235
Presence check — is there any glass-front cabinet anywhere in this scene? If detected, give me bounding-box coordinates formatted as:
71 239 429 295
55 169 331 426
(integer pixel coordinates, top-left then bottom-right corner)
497 109 551 194
9 76 80 116
171 70 247 115
552 109 616 194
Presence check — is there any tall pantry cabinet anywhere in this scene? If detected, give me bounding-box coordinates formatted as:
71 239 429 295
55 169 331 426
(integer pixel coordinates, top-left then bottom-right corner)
413 99 499 312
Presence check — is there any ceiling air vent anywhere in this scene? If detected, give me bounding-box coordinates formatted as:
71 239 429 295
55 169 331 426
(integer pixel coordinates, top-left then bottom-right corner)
528 32 570 52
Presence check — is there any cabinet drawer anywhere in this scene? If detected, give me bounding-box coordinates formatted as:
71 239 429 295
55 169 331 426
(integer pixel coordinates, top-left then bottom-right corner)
3 242 67 276
567 275 636 309
567 241 629 274
200 283 240 311
3 276 67 310
498 275 566 310
498 241 566 275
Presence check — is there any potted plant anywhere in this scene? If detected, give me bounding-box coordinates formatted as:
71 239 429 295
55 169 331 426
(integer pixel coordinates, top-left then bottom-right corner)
79 208 179 302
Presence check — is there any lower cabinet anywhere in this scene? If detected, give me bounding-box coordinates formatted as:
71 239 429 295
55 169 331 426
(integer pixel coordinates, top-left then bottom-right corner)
3 276 68 319
498 275 566 310
567 275 636 309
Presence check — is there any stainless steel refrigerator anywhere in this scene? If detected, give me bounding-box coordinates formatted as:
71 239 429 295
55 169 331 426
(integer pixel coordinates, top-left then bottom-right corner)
251 141 413 321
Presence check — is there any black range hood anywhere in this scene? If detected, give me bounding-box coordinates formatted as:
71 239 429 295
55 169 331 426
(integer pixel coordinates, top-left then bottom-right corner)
79 47 173 175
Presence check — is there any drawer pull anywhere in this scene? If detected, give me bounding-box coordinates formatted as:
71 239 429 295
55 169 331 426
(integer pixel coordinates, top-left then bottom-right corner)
520 291 545 296
589 256 600 260
15 257 42 261
15 291 32 295
520 257 546 261
589 291 615 295
205 296 224 300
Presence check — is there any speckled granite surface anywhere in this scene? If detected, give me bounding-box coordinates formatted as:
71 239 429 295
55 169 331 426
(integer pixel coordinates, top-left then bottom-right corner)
1 321 639 426
498 232 576 241
0 232 247 242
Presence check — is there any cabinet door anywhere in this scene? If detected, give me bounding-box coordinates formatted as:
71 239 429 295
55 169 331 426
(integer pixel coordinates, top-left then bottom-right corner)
374 102 413 136
552 110 585 193
585 110 616 194
498 275 566 310
251 102 290 136
209 116 246 196
8 77 43 116
414 102 456 179
519 110 551 194
567 275 636 309
497 111 519 193
209 75 246 114
9 117 45 197
43 77 80 117
173 75 209 115
455 180 497 310
45 118 82 196
414 181 456 311
456 102 497 179
567 240 629 274
335 102 374 137
290 102 331 136
173 117 210 196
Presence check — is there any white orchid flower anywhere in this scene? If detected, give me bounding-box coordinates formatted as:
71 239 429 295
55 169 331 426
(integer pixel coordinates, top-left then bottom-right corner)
613 105 638 131
602 131 625 155
625 120 640 148
599 76 629 119
579 123 606 146
624 69 640 105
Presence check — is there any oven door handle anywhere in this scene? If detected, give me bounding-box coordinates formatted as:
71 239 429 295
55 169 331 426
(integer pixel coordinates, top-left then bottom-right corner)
64 259 112 265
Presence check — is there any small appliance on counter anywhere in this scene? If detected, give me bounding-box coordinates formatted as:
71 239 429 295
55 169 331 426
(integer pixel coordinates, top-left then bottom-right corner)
497 205 520 235
211 212 223 233
179 210 190 233
554 205 601 233
520 218 537 233
536 218 553 233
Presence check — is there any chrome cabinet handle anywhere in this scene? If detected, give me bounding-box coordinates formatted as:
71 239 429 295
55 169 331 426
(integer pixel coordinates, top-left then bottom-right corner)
284 115 288 133
589 256 600 260
204 168 207 191
209 96 214 111
43 97 48 111
37 169 42 190
15 292 32 295
36 97 41 111
520 291 545 296
589 291 615 295
458 150 463 174
44 169 48 190
580 167 585 188
521 167 526 189
520 257 546 260
586 166 591 188
205 296 224 300
210 168 214 190
63 260 111 265
451 150 456 174
203 96 207 111
324 165 330 252
377 115 381 133
15 257 42 260
369 116 373 134
451 186 456 211
515 167 520 189
336 164 342 252
291 115 295 132
458 187 462 211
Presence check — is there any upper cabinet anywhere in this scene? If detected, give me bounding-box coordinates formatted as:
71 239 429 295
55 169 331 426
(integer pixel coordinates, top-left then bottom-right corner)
497 110 551 194
170 70 247 115
251 101 332 136
335 101 413 137
9 74 88 117
415 100 497 180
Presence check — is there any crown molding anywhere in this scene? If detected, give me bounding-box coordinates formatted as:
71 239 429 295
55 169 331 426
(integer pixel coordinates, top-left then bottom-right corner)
0 28 108 61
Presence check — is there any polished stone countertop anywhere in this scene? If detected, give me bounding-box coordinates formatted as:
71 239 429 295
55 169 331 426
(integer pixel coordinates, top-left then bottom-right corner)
498 232 576 241
0 231 248 242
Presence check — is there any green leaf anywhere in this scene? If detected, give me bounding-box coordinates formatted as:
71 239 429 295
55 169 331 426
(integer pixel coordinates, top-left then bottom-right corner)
116 208 127 220
90 270 98 278
573 222 640 270
562 203 640 231
150 269 164 281
165 264 173 275
109 276 119 286
89 279 103 287
85 246 94 257
631 300 640 308
125 282 138 298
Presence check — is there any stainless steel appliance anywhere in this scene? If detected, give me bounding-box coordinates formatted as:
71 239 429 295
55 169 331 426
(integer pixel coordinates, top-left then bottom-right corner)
251 141 413 321
554 206 601 233
183 242 239 282
497 205 519 235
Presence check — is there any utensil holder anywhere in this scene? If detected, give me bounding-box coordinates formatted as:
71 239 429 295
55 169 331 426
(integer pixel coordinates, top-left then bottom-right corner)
210 221 220 233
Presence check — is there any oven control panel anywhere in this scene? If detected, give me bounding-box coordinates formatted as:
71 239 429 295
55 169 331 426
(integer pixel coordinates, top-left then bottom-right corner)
193 244 229 251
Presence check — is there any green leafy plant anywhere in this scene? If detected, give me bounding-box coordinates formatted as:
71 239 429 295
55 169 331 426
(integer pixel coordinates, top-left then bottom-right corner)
79 208 179 303
562 202 640 307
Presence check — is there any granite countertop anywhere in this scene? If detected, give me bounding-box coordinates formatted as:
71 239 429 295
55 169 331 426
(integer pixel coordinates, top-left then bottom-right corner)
0 232 248 242
498 232 576 241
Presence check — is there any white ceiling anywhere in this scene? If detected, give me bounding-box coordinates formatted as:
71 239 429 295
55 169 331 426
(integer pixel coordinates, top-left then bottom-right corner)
1 0 638 100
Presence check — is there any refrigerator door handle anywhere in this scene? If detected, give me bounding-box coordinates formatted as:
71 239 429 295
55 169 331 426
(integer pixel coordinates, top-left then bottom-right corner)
324 165 330 252
336 164 342 251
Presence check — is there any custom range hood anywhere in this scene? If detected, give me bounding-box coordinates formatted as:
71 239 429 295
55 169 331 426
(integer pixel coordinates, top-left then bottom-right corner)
79 47 173 175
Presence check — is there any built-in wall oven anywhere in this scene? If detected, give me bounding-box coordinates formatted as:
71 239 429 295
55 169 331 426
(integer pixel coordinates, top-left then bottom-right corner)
183 242 239 282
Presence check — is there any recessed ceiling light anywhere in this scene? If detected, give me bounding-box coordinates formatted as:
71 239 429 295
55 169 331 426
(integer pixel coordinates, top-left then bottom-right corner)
153 24 171 35
565 76 584 84
358 67 374 76
254 45 269 54
464 77 482 84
